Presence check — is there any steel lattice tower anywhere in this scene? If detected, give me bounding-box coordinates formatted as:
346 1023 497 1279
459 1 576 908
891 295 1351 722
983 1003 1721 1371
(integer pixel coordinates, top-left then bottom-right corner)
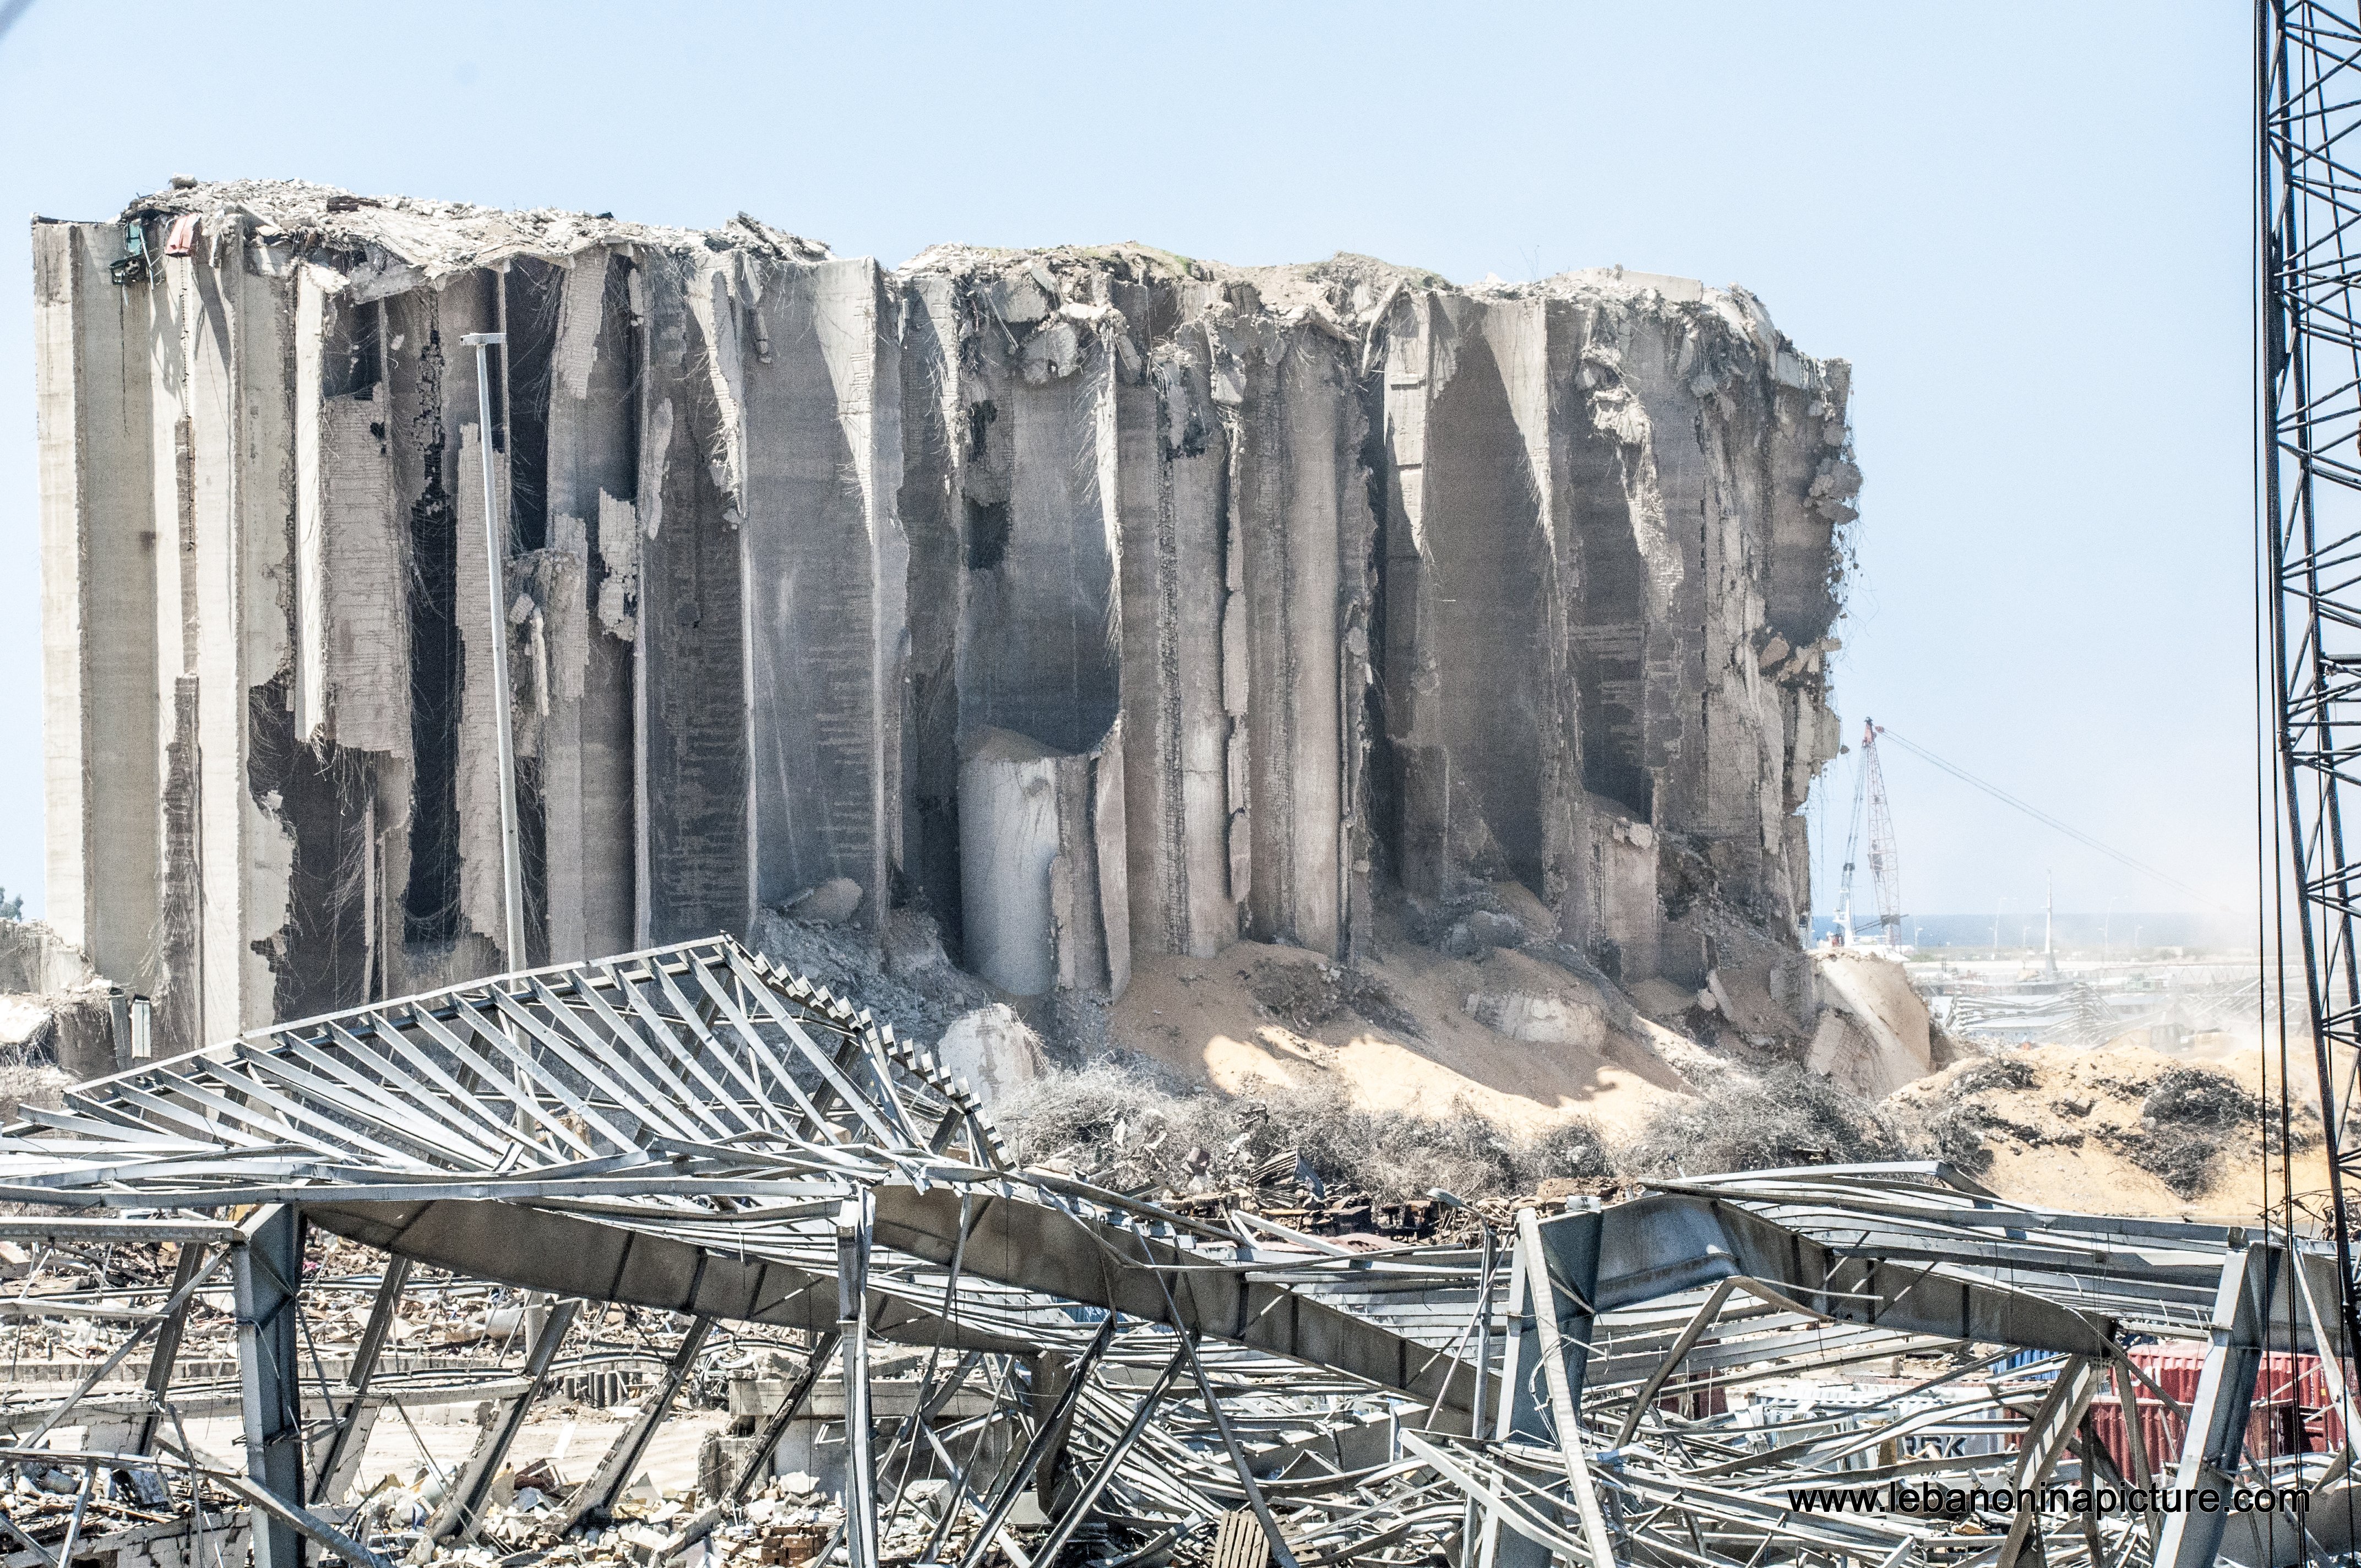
2262 0 2361 1351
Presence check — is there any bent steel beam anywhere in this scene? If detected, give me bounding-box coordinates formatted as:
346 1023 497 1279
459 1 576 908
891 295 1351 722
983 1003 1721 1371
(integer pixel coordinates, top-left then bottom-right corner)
311 1255 412 1504
1517 1205 1618 1568
731 1330 843 1504
2157 1244 2281 1568
1576 1194 2119 1355
837 1200 877 1568
233 1205 306 1568
301 1199 1037 1355
132 1240 209 1457
870 1181 1491 1433
1995 1357 2104 1568
1613 1277 1737 1446
432 1297 584 1543
562 1313 712 1533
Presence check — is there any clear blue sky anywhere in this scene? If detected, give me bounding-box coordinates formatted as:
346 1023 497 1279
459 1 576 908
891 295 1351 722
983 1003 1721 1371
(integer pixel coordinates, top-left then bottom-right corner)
0 0 2251 924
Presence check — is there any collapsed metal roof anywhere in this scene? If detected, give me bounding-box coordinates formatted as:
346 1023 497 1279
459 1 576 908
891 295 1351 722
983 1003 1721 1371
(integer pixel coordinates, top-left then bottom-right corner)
0 939 2344 1568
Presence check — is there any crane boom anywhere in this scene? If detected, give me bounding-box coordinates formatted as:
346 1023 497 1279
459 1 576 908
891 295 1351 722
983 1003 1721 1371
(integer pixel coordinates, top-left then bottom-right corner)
2261 0 2361 1365
1835 718 1903 943
1864 723 1903 935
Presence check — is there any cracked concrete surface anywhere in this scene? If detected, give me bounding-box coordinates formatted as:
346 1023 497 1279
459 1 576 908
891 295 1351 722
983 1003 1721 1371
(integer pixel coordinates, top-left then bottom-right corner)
36 183 1854 1057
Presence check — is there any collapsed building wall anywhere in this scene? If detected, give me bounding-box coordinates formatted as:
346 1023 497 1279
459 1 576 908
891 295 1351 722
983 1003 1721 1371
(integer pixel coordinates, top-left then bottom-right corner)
35 184 1853 1055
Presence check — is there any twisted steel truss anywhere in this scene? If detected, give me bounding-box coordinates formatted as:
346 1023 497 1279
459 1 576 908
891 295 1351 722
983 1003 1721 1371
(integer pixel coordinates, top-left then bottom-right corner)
0 936 2347 1568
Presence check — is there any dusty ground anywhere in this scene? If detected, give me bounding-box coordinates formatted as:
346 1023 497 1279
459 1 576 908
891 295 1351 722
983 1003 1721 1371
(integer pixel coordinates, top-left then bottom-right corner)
1102 924 2323 1223
1888 1035 2332 1219
1107 936 1697 1139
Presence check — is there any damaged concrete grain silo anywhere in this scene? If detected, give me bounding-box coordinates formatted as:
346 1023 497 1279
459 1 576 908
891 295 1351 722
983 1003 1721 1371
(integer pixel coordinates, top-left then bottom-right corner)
35 183 1856 1057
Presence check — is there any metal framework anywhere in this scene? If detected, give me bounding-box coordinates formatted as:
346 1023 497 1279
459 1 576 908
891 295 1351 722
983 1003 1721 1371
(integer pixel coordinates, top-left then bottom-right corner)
0 937 2349 1568
1837 719 1902 943
2262 0 2361 1358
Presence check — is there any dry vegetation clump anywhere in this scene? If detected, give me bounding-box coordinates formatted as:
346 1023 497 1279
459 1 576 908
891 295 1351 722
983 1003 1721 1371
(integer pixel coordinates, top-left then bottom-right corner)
1243 959 1421 1037
1905 1097 2002 1176
998 1058 1921 1204
1003 1041 2332 1213
1892 1056 2037 1175
2100 1063 2311 1200
993 1060 1611 1203
2139 1065 2253 1128
1620 1065 1916 1178
1949 1057 2036 1097
1001 1048 2291 1207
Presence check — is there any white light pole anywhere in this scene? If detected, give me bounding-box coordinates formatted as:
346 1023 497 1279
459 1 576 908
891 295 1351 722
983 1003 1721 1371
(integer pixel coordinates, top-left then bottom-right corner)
461 330 526 967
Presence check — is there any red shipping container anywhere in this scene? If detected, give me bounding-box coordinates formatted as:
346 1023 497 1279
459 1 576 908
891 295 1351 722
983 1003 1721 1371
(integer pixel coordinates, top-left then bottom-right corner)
2081 1348 2351 1478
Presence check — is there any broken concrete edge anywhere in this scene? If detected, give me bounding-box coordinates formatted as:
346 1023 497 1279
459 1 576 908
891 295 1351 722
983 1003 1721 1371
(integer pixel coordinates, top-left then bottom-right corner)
0 919 121 1081
36 180 1858 1088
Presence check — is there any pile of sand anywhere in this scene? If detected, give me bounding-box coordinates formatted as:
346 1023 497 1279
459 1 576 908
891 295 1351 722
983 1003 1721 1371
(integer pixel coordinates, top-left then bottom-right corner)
1101 922 2321 1222
1106 937 1700 1140
1888 1037 2327 1218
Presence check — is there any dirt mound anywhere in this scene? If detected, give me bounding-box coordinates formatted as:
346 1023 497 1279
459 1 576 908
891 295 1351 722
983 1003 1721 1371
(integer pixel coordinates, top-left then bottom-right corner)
1107 929 1701 1140
1888 1038 2326 1216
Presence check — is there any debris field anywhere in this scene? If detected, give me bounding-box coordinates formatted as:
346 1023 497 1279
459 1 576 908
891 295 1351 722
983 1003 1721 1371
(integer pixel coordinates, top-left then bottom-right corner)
0 938 2345 1568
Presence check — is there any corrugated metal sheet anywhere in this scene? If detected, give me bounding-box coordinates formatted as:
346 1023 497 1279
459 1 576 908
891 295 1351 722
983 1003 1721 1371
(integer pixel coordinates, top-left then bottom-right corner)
2085 1349 2351 1475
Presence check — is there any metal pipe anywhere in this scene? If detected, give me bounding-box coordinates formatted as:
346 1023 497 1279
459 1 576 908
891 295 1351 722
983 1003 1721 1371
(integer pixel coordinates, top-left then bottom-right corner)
459 329 526 966
311 1256 413 1502
952 1316 1121 1568
1027 1346 1188 1566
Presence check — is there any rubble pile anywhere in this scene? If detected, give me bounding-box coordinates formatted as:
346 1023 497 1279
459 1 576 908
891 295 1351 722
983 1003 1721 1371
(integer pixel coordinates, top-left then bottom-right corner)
1892 1041 2325 1208
0 921 119 1080
0 939 2337 1568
